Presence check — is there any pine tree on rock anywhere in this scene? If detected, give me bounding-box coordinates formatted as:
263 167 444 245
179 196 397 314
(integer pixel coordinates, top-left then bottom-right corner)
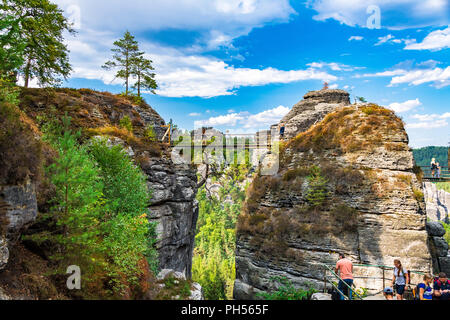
103 31 140 96
131 54 158 97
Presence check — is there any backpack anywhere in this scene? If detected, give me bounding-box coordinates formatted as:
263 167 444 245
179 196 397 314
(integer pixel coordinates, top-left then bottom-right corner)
328 287 341 301
413 284 421 300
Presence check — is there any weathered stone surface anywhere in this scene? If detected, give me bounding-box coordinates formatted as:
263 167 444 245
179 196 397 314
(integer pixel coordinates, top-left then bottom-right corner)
438 257 450 275
0 183 38 242
143 157 199 278
311 293 331 300
0 237 8 270
427 221 446 237
235 95 434 299
432 237 449 257
278 89 350 140
424 182 449 223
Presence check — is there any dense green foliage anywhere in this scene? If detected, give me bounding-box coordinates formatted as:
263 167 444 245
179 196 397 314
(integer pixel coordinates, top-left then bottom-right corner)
435 182 450 193
192 164 249 300
27 117 157 298
441 221 450 246
257 276 317 300
1 0 74 87
413 146 448 167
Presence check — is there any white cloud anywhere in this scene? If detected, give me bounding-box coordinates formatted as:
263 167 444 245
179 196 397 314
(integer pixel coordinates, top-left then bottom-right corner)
307 61 363 72
358 64 450 88
195 113 246 127
244 105 290 128
194 105 290 130
405 26 450 51
349 36 364 41
388 98 422 113
375 34 394 45
406 119 448 129
155 57 338 97
189 113 202 117
389 66 450 88
406 112 450 129
55 0 295 49
306 0 448 29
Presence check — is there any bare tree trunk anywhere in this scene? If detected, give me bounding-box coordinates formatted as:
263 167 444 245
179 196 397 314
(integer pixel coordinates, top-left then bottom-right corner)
24 57 31 88
137 73 141 97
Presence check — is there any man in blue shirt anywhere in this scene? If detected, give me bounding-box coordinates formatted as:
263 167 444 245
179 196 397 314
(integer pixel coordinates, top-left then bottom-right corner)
433 272 450 300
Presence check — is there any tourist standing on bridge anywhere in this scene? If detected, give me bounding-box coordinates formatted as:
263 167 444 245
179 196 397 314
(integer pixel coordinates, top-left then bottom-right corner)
431 158 437 178
335 253 354 300
391 259 409 300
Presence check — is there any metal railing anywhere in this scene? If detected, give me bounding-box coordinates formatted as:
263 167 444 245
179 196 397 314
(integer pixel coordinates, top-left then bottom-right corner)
320 263 363 300
420 166 450 181
321 263 428 300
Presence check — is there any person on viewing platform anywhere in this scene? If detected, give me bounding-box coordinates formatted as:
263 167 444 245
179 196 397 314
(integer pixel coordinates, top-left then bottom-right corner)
335 253 354 300
431 158 437 178
391 259 409 300
417 274 433 300
433 272 450 300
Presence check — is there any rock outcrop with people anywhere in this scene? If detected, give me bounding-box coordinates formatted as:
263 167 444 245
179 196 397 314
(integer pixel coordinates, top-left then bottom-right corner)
234 89 439 299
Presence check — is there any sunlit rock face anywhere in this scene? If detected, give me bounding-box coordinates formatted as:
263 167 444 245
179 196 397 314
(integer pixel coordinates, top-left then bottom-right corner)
424 182 450 223
235 93 437 299
278 89 351 140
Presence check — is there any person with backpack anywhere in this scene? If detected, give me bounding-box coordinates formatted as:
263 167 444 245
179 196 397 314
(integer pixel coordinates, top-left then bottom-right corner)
436 162 441 179
433 272 450 300
415 274 433 300
391 259 409 300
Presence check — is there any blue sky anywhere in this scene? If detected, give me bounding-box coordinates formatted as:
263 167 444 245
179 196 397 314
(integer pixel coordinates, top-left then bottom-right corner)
50 0 449 148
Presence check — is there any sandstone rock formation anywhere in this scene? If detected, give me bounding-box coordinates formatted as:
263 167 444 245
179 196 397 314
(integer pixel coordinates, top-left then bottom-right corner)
424 182 449 223
276 89 350 140
0 183 39 271
427 221 450 275
235 94 435 299
142 157 198 277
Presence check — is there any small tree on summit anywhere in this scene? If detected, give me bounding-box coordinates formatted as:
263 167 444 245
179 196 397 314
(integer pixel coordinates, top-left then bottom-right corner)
131 54 157 97
103 31 140 96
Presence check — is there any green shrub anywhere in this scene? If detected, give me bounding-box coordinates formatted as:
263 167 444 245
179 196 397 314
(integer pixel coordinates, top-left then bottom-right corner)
257 276 317 300
144 125 157 141
306 166 330 207
119 115 133 132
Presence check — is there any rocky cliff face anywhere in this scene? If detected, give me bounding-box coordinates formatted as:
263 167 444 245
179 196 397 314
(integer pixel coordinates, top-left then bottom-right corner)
235 91 435 299
142 157 198 277
424 182 449 223
0 88 199 298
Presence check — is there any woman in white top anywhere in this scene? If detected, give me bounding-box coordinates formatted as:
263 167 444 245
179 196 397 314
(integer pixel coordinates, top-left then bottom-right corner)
391 259 410 300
